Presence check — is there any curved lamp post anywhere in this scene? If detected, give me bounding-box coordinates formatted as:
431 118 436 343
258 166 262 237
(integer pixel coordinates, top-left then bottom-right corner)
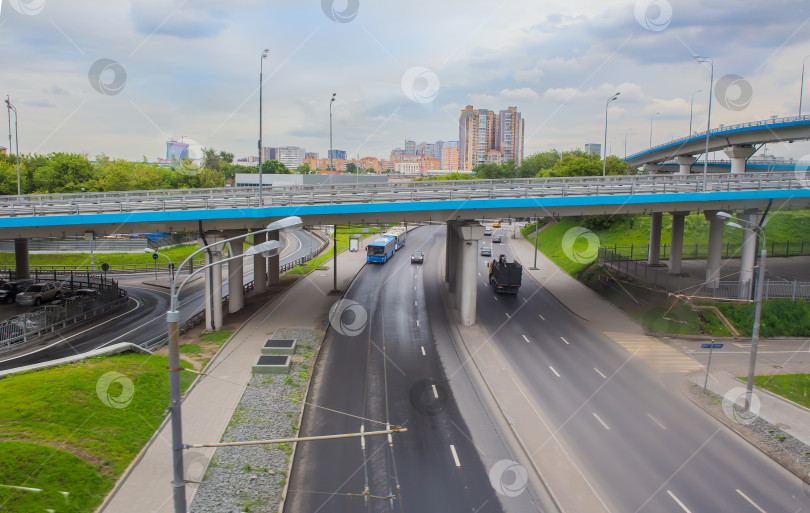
165 216 302 513
694 56 714 192
258 49 269 205
5 96 20 196
602 92 620 176
329 93 336 171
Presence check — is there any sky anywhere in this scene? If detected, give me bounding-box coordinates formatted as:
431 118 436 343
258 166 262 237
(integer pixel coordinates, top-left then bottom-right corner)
2 0 810 163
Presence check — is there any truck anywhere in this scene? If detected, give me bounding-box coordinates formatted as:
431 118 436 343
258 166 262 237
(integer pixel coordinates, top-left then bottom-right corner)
488 254 522 294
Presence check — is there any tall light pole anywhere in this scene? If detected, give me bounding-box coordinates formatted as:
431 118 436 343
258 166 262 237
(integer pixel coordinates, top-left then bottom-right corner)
5 96 20 196
689 89 702 135
694 56 714 192
717 212 765 415
602 92 620 177
164 216 301 513
329 93 336 171
624 128 633 159
258 49 269 205
649 112 661 147
800 55 810 116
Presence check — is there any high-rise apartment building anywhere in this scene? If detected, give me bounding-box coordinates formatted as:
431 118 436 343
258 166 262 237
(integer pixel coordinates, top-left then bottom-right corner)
305 152 319 160
276 146 306 170
166 139 189 160
459 105 525 170
262 147 277 162
497 107 524 166
441 141 459 170
584 144 601 157
328 149 347 161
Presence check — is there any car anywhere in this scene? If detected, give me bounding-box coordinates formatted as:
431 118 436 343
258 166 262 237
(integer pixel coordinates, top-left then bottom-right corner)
484 228 493 236
15 282 63 306
492 221 501 228
411 251 424 264
480 246 492 256
492 235 502 243
0 280 34 304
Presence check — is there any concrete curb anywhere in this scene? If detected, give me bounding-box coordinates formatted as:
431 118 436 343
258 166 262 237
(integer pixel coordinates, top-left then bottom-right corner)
0 342 151 378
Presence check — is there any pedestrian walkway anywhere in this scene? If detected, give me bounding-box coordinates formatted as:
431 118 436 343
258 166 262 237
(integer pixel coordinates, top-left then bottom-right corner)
603 332 703 373
98 248 368 513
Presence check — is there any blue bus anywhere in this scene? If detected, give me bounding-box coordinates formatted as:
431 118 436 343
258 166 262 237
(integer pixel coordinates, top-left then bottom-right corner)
367 235 397 263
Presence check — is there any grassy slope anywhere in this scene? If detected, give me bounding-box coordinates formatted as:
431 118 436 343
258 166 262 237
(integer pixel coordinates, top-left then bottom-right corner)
751 374 810 409
0 243 201 267
0 353 194 512
288 224 384 274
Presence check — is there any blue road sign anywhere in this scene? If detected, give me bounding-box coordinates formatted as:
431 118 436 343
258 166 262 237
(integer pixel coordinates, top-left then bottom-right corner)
152 252 159 260
701 343 724 349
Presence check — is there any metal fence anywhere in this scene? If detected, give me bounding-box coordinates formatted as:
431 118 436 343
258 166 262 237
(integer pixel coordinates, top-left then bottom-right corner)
605 240 810 261
598 247 810 300
0 278 128 355
0 234 197 253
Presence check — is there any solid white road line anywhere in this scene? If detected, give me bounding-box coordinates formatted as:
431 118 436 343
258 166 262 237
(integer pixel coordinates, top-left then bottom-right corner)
416 319 420 327
560 336 570 345
538 314 545 320
647 413 667 430
505 312 511 319
549 366 560 377
414 300 417 306
421 346 426 356
593 413 610 430
522 297 527 303
432 384 439 399
522 335 530 343
666 490 693 513
493 296 499 301
735 490 767 513
449 445 461 467
594 367 606 379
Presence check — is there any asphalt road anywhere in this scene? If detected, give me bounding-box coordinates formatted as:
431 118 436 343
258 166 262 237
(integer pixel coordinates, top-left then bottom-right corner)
0 229 320 370
475 227 810 512
286 226 548 513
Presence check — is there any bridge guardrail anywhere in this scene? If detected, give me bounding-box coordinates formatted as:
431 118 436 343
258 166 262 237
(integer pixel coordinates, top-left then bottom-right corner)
606 240 810 261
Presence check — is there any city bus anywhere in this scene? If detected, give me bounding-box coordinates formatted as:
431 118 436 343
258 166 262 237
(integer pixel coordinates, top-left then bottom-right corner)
366 235 398 263
382 227 407 250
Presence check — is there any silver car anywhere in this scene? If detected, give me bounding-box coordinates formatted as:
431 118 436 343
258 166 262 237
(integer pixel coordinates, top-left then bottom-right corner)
16 282 63 306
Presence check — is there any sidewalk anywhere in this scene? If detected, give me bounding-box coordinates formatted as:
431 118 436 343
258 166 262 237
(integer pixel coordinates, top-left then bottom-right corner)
506 226 810 449
99 249 368 513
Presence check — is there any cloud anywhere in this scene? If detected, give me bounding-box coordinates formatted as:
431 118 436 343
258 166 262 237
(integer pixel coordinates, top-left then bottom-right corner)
129 0 229 39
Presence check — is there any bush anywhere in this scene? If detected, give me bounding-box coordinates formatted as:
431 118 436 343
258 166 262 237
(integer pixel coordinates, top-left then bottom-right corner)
718 299 810 337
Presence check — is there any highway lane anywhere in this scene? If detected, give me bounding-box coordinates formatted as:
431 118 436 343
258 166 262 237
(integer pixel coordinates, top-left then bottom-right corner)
286 226 544 513
0 229 321 370
475 228 810 512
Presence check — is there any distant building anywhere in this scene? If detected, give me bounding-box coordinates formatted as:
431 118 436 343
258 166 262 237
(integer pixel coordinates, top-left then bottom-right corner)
459 106 497 171
262 147 277 161
166 139 189 160
441 141 459 171
305 152 319 160
276 146 306 170
498 107 524 166
0 146 6 156
328 149 347 161
584 143 601 157
404 140 417 155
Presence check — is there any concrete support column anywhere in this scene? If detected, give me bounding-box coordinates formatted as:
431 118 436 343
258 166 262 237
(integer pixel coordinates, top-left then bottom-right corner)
669 212 687 274
704 211 724 288
723 145 757 174
227 237 244 314
202 248 224 331
674 155 697 175
268 230 280 285
446 221 459 292
252 230 268 294
455 229 465 308
455 222 486 326
648 212 663 266
738 211 760 300
14 238 29 280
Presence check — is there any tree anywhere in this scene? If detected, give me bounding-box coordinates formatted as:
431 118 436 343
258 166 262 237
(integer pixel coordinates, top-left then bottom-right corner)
219 151 234 164
295 163 312 174
518 149 560 177
261 159 290 174
32 152 95 193
473 162 516 179
345 162 357 174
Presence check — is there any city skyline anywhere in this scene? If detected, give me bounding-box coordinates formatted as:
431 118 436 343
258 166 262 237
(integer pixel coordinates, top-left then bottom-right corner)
2 0 810 163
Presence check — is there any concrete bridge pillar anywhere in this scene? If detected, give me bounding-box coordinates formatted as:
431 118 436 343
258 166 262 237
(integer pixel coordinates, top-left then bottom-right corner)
738 210 761 300
648 212 663 266
268 229 280 285
446 221 459 292
704 211 724 288
199 232 225 331
455 222 486 326
14 238 29 280
223 230 247 314
252 230 268 294
674 155 698 175
724 145 757 174
668 212 687 275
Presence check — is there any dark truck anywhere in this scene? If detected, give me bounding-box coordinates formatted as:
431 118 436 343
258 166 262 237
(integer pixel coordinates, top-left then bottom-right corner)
488 254 522 294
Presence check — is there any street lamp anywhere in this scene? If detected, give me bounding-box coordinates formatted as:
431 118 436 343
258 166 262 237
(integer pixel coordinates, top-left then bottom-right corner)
258 49 269 205
649 112 661 147
329 93 336 171
5 96 20 196
689 89 702 135
603 92 619 177
164 216 301 513
800 55 810 116
694 56 714 192
624 128 633 159
717 211 766 415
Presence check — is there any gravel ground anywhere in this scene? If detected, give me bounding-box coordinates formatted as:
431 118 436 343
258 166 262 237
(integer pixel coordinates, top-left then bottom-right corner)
688 384 810 488
190 328 321 513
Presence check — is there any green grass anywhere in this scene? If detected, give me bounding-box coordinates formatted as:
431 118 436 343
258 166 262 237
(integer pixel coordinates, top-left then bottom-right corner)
526 219 595 276
199 329 234 345
0 353 195 512
0 243 202 268
717 299 810 337
751 374 810 409
179 343 203 356
288 225 384 274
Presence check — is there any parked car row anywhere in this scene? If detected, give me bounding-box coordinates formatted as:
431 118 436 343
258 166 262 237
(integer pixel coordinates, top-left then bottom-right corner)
0 280 74 306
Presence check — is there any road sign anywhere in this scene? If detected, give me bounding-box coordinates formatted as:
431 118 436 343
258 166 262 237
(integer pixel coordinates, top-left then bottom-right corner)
152 252 159 260
101 263 110 272
701 343 724 349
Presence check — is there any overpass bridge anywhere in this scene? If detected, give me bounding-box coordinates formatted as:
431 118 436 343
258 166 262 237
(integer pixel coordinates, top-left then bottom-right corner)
1 171 809 327
625 115 810 174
